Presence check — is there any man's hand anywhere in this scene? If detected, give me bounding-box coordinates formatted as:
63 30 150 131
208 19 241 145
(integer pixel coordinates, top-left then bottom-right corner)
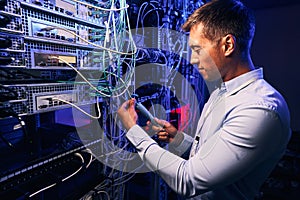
117 98 138 130
148 118 178 143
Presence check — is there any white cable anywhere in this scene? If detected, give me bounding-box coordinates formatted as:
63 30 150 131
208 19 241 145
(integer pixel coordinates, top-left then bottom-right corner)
49 56 132 98
86 154 93 169
73 0 129 12
49 56 109 97
112 9 119 52
82 148 94 168
43 4 136 97
45 25 137 55
95 190 110 200
113 172 137 186
28 183 57 198
104 21 110 44
102 5 111 70
95 145 126 159
52 96 101 119
62 153 84 181
124 3 136 55
135 1 148 38
29 153 85 197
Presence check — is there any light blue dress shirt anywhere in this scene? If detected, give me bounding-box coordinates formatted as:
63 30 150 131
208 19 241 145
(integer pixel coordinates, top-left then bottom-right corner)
126 68 291 199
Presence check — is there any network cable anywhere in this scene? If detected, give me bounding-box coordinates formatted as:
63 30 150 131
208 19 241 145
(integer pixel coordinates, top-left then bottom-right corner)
39 0 137 101
28 152 85 198
49 55 132 98
91 190 110 200
82 148 94 168
40 25 137 56
51 96 101 119
42 26 136 98
73 0 129 12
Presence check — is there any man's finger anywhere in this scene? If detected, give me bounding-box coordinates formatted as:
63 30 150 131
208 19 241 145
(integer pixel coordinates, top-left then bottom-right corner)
157 130 168 137
154 118 170 128
157 133 170 141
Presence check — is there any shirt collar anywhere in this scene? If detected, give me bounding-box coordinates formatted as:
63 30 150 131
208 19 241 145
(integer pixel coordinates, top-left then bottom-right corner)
223 67 263 96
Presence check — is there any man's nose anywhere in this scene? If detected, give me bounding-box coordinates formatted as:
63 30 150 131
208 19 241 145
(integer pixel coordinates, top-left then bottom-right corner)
190 52 199 65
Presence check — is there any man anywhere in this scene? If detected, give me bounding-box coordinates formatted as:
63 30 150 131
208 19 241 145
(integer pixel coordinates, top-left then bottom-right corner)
117 0 291 199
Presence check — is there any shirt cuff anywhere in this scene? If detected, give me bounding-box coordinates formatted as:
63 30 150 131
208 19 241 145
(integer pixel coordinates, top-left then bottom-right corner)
126 125 156 149
170 132 193 154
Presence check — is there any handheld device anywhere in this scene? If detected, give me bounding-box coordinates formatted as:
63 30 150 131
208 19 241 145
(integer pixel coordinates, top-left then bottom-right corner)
135 102 162 128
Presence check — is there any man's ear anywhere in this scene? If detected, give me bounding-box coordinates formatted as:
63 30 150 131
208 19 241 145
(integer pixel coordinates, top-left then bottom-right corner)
222 34 236 57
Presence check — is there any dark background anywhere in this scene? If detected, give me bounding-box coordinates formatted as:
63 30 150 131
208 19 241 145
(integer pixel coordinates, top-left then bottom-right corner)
243 0 300 131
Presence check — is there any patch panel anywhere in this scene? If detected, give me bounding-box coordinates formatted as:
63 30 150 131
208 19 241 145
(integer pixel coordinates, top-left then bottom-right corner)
0 147 87 192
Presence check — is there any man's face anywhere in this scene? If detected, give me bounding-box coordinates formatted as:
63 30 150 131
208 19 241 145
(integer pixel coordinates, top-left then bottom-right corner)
189 23 223 82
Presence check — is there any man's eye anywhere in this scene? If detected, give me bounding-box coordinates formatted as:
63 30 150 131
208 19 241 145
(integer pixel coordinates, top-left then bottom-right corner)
193 49 201 55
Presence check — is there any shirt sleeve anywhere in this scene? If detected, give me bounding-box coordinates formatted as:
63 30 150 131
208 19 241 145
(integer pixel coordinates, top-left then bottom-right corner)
125 106 289 198
169 131 193 155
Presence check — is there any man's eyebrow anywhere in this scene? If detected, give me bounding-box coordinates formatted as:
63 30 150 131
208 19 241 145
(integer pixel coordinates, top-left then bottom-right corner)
189 44 202 49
